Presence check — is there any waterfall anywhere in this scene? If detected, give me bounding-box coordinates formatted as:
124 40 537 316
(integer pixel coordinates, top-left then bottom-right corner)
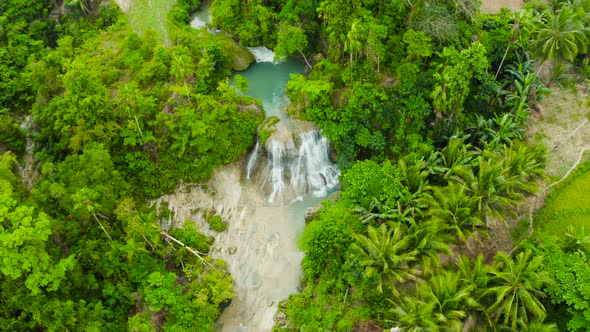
247 130 340 204
245 141 260 179
246 46 276 63
189 16 207 29
291 131 340 197
189 2 218 33
267 139 285 204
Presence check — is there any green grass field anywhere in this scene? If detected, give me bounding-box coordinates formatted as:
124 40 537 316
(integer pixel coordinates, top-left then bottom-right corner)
126 0 177 44
534 163 590 237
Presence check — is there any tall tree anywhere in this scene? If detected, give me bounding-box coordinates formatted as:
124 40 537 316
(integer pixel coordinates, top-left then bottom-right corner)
0 153 76 296
344 20 363 75
428 182 487 246
420 270 478 331
350 223 419 294
532 6 589 79
274 22 312 69
487 250 551 329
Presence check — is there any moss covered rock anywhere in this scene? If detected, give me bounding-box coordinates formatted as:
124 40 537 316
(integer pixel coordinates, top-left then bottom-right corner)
214 34 254 71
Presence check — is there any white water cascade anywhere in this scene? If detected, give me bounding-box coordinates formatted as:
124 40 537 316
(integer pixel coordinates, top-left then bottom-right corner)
246 130 340 204
246 46 276 63
245 141 260 180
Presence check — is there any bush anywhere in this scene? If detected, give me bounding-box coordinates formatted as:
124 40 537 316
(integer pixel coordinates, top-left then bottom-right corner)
207 214 227 232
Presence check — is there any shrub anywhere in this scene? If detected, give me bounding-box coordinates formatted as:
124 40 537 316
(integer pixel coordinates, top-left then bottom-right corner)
207 214 227 232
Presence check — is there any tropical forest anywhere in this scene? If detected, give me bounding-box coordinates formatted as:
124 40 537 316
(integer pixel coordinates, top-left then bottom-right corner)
1 0 590 331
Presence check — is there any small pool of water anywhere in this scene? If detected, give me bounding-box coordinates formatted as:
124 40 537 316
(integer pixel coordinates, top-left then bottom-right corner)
232 59 304 127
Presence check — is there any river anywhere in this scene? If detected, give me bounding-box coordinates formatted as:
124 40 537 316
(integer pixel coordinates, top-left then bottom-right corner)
160 8 340 332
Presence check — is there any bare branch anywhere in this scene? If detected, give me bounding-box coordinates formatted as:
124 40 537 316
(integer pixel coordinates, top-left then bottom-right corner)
161 231 208 266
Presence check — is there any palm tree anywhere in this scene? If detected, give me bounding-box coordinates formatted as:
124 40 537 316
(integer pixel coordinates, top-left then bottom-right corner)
560 225 590 255
397 158 432 199
344 20 363 75
390 296 440 332
516 318 558 332
532 6 589 79
119 238 149 263
434 137 476 183
119 82 157 146
496 318 558 331
407 220 450 275
67 0 100 14
428 182 487 246
354 198 414 226
457 255 493 329
495 9 538 79
420 270 479 331
350 223 419 294
499 141 545 193
170 50 194 99
462 154 521 221
487 249 551 329
72 188 112 242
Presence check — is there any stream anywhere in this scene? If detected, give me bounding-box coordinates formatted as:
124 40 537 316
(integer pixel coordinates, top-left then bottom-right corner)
160 8 340 332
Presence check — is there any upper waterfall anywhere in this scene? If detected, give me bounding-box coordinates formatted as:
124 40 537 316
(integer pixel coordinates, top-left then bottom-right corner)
246 46 276 63
189 2 216 32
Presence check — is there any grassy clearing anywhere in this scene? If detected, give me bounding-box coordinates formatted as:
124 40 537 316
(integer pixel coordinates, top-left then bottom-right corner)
534 162 590 237
127 0 177 44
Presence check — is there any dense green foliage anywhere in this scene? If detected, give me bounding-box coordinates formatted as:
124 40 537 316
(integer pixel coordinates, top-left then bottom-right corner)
0 0 263 330
201 0 590 331
3 0 590 330
531 161 590 330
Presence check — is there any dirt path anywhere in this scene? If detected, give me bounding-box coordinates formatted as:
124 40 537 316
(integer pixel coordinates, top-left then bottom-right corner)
478 84 590 257
529 86 590 179
112 0 130 12
481 0 523 13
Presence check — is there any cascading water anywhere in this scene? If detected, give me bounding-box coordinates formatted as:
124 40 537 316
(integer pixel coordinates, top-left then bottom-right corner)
185 9 340 331
247 130 340 204
266 139 287 204
245 141 260 180
292 131 340 197
246 46 276 63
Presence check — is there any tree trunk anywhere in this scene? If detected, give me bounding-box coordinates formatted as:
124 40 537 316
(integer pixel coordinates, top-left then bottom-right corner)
495 42 511 79
377 54 380 73
161 231 208 266
134 116 145 144
93 213 113 242
297 49 312 70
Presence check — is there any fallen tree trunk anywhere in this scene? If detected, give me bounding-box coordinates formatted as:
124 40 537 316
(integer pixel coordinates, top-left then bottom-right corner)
161 231 208 266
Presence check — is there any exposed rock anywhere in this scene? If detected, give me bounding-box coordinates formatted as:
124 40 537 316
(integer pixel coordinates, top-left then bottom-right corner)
238 102 263 115
17 116 39 190
273 308 293 329
310 53 324 66
112 0 130 12
214 34 255 71
351 321 383 332
481 0 522 13
228 246 237 255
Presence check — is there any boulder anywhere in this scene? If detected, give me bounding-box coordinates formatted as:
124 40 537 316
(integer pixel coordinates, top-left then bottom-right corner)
214 34 255 71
